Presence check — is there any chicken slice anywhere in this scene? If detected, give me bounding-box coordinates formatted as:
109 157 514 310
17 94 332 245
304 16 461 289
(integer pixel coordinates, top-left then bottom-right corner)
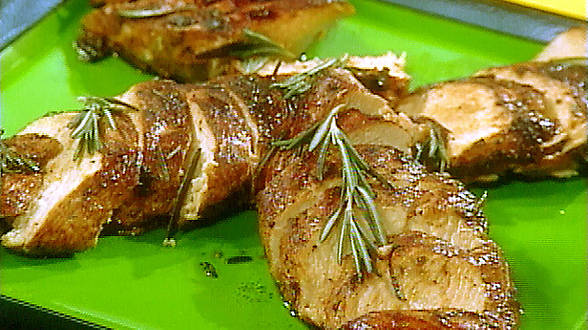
1 53 415 252
76 0 354 81
256 145 518 328
396 74 572 182
1 111 141 255
474 60 587 178
534 26 587 62
0 134 62 218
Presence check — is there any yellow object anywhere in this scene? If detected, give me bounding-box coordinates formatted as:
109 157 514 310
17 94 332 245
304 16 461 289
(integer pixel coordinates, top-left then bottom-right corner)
501 0 586 20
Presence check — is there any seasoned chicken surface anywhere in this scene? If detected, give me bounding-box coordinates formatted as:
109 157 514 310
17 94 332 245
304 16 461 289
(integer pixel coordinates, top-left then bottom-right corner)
534 26 587 62
77 0 354 81
256 145 519 328
252 52 411 108
392 27 587 182
341 310 512 329
0 134 62 218
1 53 519 326
1 112 141 255
396 58 587 182
0 56 414 250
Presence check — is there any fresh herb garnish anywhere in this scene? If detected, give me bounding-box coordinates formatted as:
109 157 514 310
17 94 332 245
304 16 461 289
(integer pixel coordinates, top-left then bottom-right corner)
227 256 253 264
390 275 406 301
415 122 449 172
68 96 137 160
270 55 348 99
473 190 488 215
239 56 274 75
230 29 295 60
273 104 387 278
163 147 202 247
199 261 218 278
229 29 296 74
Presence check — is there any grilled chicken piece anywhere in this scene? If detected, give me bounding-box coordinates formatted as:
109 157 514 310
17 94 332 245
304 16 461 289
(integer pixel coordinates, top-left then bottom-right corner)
0 134 62 218
104 81 200 234
474 60 587 177
1 56 415 251
534 26 587 62
392 27 587 182
396 58 587 182
256 145 519 328
342 310 512 329
1 112 142 255
1 54 519 327
252 52 411 108
76 0 354 81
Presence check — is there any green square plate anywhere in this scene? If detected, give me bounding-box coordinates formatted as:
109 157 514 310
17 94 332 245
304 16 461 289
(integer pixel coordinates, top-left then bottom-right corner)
1 0 586 328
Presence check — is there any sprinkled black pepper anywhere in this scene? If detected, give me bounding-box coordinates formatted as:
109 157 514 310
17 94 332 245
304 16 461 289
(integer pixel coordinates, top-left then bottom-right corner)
227 256 253 264
199 261 218 278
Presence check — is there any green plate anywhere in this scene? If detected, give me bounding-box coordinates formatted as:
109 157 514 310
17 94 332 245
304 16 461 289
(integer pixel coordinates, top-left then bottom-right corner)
1 0 586 328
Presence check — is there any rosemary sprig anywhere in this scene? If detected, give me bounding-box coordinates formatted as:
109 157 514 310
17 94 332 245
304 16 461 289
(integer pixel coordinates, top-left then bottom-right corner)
118 5 225 30
163 148 202 248
415 122 449 172
273 104 387 278
68 96 136 160
0 129 41 188
231 29 295 59
270 55 349 99
229 29 296 74
239 56 273 75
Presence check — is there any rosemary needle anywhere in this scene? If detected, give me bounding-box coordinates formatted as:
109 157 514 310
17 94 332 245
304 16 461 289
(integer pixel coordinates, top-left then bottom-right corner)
271 55 349 99
68 96 137 160
118 5 197 18
231 29 295 59
273 104 388 279
164 147 202 247
230 29 296 73
416 122 449 172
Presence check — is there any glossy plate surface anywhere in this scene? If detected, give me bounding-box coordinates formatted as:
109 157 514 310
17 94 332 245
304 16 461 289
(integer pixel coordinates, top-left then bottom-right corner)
0 0 586 328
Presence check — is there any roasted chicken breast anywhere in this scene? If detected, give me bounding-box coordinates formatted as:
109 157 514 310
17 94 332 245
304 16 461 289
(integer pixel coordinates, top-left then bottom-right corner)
1 111 142 255
395 27 587 183
76 0 354 81
256 145 519 328
534 26 587 62
0 55 414 252
397 59 587 182
0 54 519 328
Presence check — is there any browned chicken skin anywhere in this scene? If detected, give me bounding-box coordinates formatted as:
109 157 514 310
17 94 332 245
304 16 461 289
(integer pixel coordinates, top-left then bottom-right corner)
0 59 413 249
0 56 518 327
77 0 354 81
257 145 518 328
341 309 510 329
0 134 62 218
391 27 588 183
7 24 584 329
397 58 587 183
1 111 142 255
